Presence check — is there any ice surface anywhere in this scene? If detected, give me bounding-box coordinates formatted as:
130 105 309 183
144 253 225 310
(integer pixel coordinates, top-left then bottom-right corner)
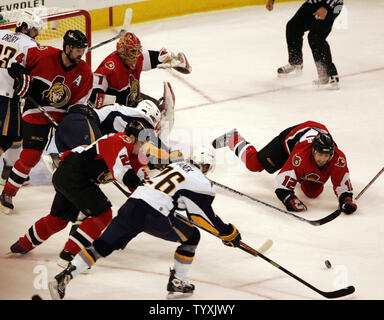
0 0 383 300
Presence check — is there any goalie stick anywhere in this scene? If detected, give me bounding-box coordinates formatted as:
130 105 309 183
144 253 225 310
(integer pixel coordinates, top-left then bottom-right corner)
88 8 133 52
175 212 355 299
355 166 384 201
210 179 342 226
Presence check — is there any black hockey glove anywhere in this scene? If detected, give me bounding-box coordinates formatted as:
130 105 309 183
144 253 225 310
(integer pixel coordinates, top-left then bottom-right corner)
339 193 357 215
220 223 241 248
283 194 307 212
7 63 32 98
68 104 101 127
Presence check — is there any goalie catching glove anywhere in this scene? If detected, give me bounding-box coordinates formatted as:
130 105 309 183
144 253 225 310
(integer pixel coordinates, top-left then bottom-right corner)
157 48 192 74
220 223 241 247
7 63 32 97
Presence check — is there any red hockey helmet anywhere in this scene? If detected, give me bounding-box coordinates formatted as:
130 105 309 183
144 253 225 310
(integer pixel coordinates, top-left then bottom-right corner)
116 32 142 69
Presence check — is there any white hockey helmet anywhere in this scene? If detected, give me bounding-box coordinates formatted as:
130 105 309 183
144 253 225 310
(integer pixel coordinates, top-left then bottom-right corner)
137 99 161 127
16 10 43 31
189 145 215 175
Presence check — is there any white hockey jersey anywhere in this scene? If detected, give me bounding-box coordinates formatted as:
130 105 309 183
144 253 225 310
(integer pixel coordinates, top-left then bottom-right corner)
0 30 38 97
130 161 229 234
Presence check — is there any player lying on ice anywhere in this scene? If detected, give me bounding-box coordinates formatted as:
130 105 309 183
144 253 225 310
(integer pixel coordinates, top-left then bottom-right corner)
211 120 357 214
48 146 242 300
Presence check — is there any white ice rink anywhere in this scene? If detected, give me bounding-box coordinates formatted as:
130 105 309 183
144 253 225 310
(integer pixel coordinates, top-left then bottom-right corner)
1 0 383 301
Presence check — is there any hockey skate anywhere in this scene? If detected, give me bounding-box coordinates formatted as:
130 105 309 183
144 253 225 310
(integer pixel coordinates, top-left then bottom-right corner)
9 240 30 254
313 75 339 90
41 153 61 175
48 263 76 300
0 159 29 186
57 249 90 274
211 128 239 149
277 63 303 78
166 269 195 299
0 190 14 214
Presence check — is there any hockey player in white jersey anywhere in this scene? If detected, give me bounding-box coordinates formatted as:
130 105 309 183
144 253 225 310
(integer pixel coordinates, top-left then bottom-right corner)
49 146 242 300
0 11 42 185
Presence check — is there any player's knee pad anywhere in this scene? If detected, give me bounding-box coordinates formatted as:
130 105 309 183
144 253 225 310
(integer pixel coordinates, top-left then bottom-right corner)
301 181 324 198
184 227 201 246
19 148 43 168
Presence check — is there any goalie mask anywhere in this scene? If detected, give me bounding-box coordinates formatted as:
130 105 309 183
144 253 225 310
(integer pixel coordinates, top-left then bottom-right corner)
116 32 142 69
189 145 215 175
136 100 161 127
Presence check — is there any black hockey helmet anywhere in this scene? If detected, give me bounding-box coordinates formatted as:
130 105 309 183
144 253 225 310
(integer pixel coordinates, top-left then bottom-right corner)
312 132 335 155
125 120 152 142
63 30 89 49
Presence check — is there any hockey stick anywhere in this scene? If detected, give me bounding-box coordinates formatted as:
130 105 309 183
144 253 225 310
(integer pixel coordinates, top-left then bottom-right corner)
175 212 355 299
174 212 273 254
210 179 341 226
355 166 384 200
88 8 133 51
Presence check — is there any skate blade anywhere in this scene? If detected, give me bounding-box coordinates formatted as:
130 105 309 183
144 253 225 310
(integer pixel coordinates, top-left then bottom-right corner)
48 280 61 300
0 204 12 215
166 291 194 300
277 72 303 79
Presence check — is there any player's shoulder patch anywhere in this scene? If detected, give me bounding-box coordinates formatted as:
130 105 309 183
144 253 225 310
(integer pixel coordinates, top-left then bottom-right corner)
120 133 132 144
335 156 346 167
292 153 302 167
37 45 48 50
105 61 115 70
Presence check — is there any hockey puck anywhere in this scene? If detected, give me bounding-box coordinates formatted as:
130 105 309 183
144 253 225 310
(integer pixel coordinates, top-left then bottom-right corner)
31 294 42 300
325 260 332 269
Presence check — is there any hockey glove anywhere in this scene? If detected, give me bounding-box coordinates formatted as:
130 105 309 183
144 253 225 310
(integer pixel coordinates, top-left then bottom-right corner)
7 63 32 98
339 196 357 215
157 48 192 74
283 194 307 212
220 224 241 248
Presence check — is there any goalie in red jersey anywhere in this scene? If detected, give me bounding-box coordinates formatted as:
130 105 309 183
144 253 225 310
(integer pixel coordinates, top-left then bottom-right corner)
89 31 191 110
211 121 357 214
0 30 93 214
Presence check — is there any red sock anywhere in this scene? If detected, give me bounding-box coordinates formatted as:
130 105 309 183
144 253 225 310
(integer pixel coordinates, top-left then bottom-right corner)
229 135 264 172
64 209 113 255
18 214 68 251
4 148 42 196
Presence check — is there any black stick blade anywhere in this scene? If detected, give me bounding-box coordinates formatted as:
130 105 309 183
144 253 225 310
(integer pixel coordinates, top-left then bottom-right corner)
308 209 342 226
321 285 355 299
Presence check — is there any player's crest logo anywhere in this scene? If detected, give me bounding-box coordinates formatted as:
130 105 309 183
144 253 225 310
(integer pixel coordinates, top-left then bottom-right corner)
42 76 70 107
105 61 115 69
292 154 302 167
122 135 132 143
303 173 320 183
37 46 48 50
335 156 346 167
127 75 140 106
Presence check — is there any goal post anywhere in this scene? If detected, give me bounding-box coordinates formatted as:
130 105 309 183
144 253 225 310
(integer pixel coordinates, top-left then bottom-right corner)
0 9 92 67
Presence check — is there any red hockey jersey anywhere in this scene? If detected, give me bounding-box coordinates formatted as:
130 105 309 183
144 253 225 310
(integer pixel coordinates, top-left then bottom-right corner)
62 132 145 189
22 46 93 124
93 51 144 107
275 140 353 200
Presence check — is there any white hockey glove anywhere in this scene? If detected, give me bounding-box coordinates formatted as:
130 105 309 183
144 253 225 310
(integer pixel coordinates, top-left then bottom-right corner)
157 48 192 74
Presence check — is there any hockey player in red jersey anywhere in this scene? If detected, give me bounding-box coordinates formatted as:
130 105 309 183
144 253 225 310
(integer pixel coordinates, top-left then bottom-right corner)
89 31 191 109
0 30 93 214
9 121 149 268
211 121 357 214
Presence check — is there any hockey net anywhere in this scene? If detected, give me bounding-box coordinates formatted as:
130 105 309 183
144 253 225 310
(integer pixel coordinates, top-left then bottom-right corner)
0 8 92 66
